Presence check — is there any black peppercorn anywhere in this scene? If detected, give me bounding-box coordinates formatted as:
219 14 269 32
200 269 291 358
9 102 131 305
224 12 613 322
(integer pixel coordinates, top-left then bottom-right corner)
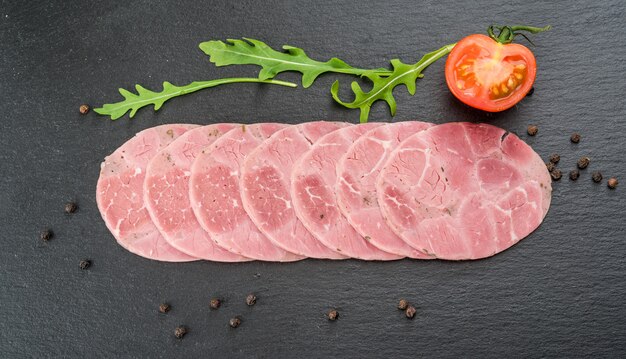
592 171 603 183
405 305 417 319
607 178 618 189
40 229 52 241
229 317 241 328
398 299 409 310
327 309 339 321
246 293 257 306
569 170 579 181
527 125 538 136
577 157 590 169
545 162 555 172
526 87 534 97
159 303 171 313
79 104 90 115
210 298 221 309
549 154 560 164
174 326 188 339
570 133 581 143
79 259 91 270
64 202 78 214
550 169 562 181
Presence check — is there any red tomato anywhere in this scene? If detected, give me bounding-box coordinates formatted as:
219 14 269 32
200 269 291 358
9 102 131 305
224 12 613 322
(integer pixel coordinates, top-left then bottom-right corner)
445 34 536 112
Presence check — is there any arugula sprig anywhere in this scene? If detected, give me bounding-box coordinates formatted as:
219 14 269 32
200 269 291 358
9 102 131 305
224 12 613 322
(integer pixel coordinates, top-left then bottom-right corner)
200 38 393 88
331 44 456 123
94 78 296 120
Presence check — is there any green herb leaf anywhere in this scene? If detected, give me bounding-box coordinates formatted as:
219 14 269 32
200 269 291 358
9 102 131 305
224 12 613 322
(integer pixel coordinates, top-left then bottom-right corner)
199 38 392 88
94 78 296 120
331 44 455 123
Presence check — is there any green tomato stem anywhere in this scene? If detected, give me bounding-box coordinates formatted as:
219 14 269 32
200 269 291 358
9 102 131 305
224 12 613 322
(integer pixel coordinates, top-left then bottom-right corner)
488 25 551 44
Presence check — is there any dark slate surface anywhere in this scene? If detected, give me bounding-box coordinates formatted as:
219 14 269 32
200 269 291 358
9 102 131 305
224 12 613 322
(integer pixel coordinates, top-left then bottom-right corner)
1 0 625 357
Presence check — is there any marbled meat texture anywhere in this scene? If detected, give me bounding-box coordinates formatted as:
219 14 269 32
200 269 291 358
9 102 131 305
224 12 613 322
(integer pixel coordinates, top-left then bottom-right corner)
336 121 433 259
96 124 199 262
240 121 349 259
189 123 304 262
143 124 251 262
291 123 403 260
377 122 551 260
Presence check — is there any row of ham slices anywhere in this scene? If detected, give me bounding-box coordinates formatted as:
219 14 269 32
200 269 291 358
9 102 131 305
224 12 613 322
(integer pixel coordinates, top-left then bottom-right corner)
96 121 552 262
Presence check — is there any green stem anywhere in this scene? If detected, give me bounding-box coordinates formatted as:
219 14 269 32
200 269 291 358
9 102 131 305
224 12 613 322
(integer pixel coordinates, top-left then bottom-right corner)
334 68 394 76
184 78 297 93
488 24 551 44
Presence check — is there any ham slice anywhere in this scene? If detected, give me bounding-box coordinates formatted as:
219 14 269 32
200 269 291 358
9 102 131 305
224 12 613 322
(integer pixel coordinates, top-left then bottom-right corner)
143 124 251 262
376 122 551 260
240 121 349 259
189 124 304 262
291 123 402 260
96 124 199 262
336 121 433 259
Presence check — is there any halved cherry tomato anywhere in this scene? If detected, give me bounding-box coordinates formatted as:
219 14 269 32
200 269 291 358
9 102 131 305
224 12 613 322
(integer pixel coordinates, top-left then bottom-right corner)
445 34 536 112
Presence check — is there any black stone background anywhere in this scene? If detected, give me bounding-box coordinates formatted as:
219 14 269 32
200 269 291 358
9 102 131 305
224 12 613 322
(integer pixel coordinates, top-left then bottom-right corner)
1 0 625 357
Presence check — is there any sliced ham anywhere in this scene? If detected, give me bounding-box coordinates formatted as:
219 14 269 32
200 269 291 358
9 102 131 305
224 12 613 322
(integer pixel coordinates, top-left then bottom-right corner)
291 123 402 260
143 124 251 262
336 121 434 259
376 122 551 260
189 124 304 262
96 124 199 262
240 121 349 259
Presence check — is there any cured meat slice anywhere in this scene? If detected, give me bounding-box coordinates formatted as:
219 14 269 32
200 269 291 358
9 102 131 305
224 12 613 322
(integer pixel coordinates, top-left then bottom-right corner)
143 124 250 262
190 124 304 262
336 121 433 259
96 124 199 262
240 121 349 259
291 123 402 260
377 122 552 260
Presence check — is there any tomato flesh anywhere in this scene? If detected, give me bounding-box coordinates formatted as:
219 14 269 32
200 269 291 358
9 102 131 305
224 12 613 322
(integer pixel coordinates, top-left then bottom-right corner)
445 34 536 112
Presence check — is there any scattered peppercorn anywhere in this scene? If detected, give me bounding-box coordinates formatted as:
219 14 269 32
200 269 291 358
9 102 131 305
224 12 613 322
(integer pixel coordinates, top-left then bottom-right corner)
210 298 221 309
246 293 257 306
64 202 78 214
79 259 91 270
550 169 562 181
570 133 581 143
405 305 417 319
229 317 241 328
327 309 339 321
545 162 555 172
526 86 534 97
397 299 409 310
79 104 90 115
549 154 560 164
577 157 590 169
527 125 538 136
40 229 52 241
592 171 603 183
174 326 188 339
607 178 618 189
569 170 579 181
159 303 171 313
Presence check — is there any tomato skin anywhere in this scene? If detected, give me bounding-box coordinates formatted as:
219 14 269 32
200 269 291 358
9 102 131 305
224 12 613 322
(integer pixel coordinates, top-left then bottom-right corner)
445 34 537 112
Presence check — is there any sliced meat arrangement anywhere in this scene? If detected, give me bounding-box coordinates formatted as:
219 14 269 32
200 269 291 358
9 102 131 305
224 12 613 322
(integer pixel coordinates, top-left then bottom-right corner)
291 123 402 260
240 121 349 259
98 121 552 263
189 124 304 262
377 122 551 260
143 124 250 262
96 124 199 262
337 122 433 259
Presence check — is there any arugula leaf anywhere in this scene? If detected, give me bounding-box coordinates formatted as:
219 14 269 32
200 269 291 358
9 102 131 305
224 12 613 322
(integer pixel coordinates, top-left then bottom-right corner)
94 78 296 120
331 44 455 123
200 38 392 88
